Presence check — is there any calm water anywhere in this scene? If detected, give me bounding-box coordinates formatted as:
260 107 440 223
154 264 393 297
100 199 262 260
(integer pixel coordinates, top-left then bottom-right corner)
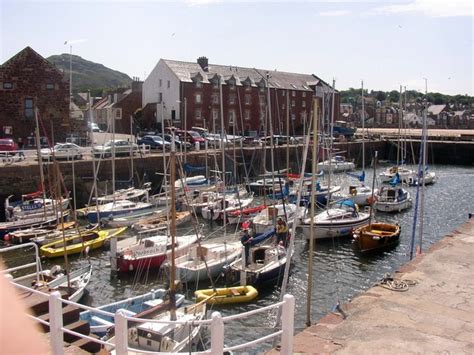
3 165 474 353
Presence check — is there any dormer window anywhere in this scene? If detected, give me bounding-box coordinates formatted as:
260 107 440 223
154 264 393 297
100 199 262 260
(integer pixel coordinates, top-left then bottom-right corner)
195 81 202 88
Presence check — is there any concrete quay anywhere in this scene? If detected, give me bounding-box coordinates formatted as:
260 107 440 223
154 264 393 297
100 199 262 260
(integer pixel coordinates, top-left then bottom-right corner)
269 217 474 354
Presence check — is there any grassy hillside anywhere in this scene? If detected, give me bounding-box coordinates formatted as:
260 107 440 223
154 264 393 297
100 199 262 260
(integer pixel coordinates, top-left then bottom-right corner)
47 54 132 94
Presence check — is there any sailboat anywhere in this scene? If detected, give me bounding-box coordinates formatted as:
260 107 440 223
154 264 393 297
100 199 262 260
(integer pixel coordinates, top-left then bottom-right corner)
353 151 401 253
375 173 412 213
122 132 206 353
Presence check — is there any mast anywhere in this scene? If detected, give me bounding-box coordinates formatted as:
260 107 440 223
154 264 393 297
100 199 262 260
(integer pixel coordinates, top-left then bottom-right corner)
286 89 290 173
169 132 177 321
33 108 47 218
111 102 116 199
418 100 427 253
368 151 378 226
396 85 402 166
130 115 134 184
306 97 319 326
326 80 336 209
218 75 227 240
361 80 365 172
89 93 100 222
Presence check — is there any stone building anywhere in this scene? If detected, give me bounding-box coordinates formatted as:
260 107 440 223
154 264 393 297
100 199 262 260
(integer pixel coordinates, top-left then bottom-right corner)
141 56 335 134
0 46 83 144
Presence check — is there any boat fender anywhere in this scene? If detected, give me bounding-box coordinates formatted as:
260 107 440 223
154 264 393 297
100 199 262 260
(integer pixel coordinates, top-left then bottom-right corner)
129 328 138 342
3 234 10 242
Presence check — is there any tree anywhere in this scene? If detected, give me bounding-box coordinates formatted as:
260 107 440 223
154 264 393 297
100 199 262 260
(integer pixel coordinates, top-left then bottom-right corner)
375 91 386 102
388 90 400 102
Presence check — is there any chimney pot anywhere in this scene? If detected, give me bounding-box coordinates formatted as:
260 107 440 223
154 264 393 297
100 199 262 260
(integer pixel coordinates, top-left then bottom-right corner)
197 56 209 72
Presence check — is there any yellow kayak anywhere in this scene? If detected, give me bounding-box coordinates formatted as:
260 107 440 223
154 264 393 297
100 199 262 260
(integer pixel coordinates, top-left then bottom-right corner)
195 285 258 305
40 227 127 258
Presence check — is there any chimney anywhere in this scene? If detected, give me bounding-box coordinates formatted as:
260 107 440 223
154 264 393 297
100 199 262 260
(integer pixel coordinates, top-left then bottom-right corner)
197 56 209 72
131 78 143 93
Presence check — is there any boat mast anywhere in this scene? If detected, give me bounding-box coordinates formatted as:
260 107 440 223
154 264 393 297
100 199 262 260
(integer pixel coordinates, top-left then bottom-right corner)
160 101 170 232
286 89 290 174
219 75 227 252
418 98 428 253
89 93 100 222
368 151 378 227
306 96 319 326
361 80 365 172
34 107 47 219
111 101 116 201
396 85 402 166
169 132 177 321
130 115 134 185
326 80 336 210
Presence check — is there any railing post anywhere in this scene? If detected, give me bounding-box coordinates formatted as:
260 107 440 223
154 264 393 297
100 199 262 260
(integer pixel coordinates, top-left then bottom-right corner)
280 294 295 355
114 309 129 355
49 291 64 355
210 311 224 355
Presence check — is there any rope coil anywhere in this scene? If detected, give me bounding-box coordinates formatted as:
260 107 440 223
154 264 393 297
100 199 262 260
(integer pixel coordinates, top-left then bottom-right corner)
376 273 417 292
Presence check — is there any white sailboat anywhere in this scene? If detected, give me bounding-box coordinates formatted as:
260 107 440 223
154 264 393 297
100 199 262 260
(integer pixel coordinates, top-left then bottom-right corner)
375 177 412 212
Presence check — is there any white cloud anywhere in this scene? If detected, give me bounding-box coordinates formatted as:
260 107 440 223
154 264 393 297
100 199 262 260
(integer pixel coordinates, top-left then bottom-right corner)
318 10 350 17
373 0 473 18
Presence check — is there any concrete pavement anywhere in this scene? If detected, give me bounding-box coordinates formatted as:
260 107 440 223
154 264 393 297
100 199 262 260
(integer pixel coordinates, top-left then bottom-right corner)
269 217 474 354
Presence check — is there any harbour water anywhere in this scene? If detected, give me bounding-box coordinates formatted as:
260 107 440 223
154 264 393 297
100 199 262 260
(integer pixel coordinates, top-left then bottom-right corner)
2 164 473 353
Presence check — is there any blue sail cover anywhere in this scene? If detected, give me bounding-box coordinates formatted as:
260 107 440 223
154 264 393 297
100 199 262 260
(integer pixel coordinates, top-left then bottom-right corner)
335 199 357 211
250 229 276 246
389 172 401 186
346 171 365 182
184 163 206 173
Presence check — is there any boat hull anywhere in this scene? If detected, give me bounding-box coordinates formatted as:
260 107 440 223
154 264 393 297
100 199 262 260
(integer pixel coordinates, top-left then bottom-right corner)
194 285 258 305
300 215 370 240
353 223 401 253
375 198 412 212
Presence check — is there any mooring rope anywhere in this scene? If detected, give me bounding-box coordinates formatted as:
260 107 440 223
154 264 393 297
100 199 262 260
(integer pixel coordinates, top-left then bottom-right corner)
375 273 417 292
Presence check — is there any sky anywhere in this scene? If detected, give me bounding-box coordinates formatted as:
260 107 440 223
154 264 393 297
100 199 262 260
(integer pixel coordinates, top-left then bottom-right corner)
1 0 473 96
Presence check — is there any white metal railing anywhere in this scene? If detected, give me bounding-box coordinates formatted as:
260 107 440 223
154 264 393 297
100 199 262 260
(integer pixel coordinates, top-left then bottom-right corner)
5 272 295 354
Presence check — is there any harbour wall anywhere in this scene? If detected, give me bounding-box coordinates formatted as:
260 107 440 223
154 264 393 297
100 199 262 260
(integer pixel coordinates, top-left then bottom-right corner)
0 139 472 215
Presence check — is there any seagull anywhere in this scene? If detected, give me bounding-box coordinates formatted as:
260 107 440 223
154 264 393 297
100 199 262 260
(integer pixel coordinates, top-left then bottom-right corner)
171 33 175 37
398 25 402 28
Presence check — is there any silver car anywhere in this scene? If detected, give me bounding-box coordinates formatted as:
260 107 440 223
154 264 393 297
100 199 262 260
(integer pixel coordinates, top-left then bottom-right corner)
40 143 83 160
93 139 138 158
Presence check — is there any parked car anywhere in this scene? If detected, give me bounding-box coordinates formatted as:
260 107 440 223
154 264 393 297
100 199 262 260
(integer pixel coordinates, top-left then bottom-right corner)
40 143 83 160
137 135 171 150
0 138 19 155
259 135 296 146
163 134 192 150
93 139 138 157
176 130 206 148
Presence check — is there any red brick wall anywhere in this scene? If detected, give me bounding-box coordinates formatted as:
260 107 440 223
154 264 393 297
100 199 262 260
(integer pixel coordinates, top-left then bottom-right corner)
181 82 315 135
0 47 71 144
114 90 142 134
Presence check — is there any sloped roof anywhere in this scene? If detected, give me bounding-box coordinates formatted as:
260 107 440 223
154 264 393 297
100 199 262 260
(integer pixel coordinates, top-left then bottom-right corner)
162 59 330 91
427 104 446 115
0 46 63 76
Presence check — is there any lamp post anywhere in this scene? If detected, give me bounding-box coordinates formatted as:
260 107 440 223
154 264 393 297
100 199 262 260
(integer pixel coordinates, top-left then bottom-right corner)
64 41 73 118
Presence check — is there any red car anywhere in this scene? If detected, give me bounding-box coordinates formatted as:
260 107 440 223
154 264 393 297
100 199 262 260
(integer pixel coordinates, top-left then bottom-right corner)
0 138 18 155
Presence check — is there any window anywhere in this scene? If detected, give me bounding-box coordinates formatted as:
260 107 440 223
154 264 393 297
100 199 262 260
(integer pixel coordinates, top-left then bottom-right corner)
212 110 219 121
259 110 265 122
213 82 219 89
212 94 219 104
291 100 295 107
46 83 54 90
195 109 202 120
195 93 202 104
195 81 202 88
229 94 236 105
3 82 13 89
302 100 306 108
292 91 296 97
229 110 236 124
282 91 285 97
115 108 122 119
159 79 162 87
24 98 34 119
244 94 251 105
302 92 307 98
244 110 251 121
158 92 163 103
291 113 296 121
167 80 170 89
229 82 236 91
245 83 251 91
282 104 285 110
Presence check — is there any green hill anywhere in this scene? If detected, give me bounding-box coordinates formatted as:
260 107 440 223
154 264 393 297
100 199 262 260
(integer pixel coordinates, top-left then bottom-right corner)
47 54 132 94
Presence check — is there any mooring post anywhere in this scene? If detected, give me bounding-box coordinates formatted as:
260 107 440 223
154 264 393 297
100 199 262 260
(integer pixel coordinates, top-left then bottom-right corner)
280 294 295 355
49 291 64 355
114 309 128 355
210 311 224 355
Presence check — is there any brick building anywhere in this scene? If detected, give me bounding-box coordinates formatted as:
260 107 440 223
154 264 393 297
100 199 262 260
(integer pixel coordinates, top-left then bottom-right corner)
91 78 142 133
142 57 335 134
0 47 76 144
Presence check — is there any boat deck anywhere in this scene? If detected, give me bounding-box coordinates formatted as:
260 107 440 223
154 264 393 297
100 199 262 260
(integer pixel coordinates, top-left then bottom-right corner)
268 217 474 354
